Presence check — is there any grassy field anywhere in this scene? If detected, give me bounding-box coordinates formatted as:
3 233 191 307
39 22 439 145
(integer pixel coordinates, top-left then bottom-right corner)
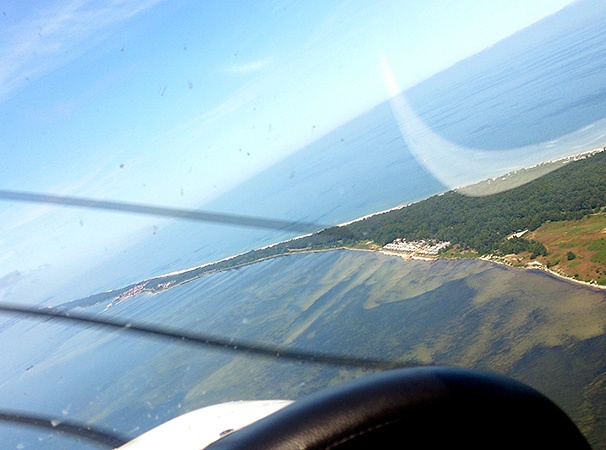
508 213 606 285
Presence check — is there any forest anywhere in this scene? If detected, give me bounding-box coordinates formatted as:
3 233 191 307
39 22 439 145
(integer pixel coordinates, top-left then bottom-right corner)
65 149 606 308
288 150 606 257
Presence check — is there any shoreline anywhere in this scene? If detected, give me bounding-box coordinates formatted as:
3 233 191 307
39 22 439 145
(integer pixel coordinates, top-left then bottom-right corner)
149 238 606 295
87 237 606 313
90 145 606 306
164 246 606 297
335 146 606 228
378 248 606 290
478 255 606 291
377 248 606 291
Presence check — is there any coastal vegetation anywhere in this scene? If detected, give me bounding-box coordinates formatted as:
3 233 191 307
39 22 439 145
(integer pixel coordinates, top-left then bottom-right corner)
64 148 606 310
284 149 606 284
308 150 606 249
521 213 606 285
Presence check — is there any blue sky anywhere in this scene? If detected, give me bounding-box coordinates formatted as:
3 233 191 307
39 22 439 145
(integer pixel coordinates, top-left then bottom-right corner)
0 0 575 303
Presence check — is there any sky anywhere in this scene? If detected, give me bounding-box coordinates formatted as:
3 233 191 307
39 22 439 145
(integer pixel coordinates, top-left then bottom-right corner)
0 0 576 303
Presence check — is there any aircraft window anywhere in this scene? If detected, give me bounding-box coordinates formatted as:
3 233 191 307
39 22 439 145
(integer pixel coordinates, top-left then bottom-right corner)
0 1 604 448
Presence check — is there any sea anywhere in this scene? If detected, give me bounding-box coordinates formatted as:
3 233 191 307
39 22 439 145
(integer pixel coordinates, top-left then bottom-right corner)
2 0 606 447
60 0 606 296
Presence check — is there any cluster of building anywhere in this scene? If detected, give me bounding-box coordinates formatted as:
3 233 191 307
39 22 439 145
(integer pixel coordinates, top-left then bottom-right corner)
103 282 148 311
507 229 528 239
118 282 147 300
383 238 450 255
156 281 174 290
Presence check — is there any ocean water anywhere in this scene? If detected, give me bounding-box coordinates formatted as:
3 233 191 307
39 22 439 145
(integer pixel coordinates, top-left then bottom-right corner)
71 0 606 294
71 101 447 294
406 0 606 151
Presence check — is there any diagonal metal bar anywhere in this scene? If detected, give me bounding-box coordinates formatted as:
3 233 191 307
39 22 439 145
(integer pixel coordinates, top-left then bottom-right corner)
0 190 324 233
0 303 409 371
0 410 129 448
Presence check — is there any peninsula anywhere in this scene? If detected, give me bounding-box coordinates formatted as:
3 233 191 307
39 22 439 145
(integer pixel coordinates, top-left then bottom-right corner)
62 147 606 310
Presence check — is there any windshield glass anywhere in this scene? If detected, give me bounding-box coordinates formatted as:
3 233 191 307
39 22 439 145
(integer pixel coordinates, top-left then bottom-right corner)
1 1 606 448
